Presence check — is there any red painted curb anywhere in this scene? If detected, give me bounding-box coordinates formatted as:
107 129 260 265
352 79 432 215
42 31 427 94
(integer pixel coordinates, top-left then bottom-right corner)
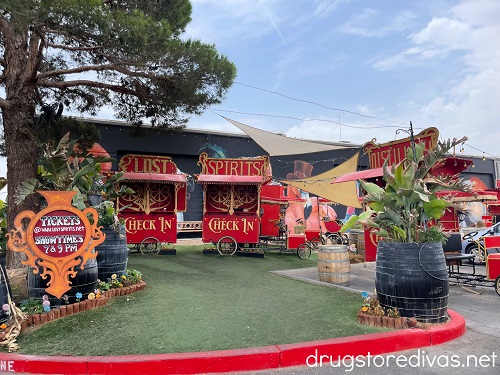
0 309 465 374
277 328 431 367
427 309 466 345
86 346 281 375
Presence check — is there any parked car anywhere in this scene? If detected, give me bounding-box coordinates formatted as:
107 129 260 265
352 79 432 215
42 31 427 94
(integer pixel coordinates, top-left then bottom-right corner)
461 221 500 263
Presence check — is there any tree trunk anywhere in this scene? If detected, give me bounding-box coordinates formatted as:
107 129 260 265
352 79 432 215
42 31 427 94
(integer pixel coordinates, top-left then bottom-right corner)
3 100 39 269
2 28 40 269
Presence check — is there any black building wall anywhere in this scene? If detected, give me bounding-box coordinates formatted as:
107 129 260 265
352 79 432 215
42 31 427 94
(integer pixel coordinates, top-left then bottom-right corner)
86 119 497 224
89 119 363 222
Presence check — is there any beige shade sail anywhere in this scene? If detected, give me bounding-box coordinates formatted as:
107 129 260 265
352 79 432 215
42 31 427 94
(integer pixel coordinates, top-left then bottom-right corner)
223 117 355 156
280 152 362 208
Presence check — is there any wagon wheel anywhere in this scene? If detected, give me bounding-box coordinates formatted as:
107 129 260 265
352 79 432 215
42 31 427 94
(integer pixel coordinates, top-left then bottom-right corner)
495 276 500 297
210 185 231 204
327 233 344 245
149 184 172 204
140 237 161 254
309 237 323 250
235 185 256 204
297 243 312 259
217 236 238 256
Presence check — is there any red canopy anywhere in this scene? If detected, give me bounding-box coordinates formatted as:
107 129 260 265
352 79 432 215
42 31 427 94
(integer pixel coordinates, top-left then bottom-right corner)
123 172 186 184
331 167 384 184
196 175 264 185
260 184 305 204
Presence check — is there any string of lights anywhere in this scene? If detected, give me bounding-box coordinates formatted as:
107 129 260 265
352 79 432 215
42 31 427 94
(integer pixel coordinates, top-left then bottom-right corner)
463 143 497 160
234 82 406 126
266 176 340 185
271 156 352 166
209 108 407 130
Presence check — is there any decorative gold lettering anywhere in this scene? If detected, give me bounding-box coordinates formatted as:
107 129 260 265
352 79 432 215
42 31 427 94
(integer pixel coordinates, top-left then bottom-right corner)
208 218 241 233
159 217 173 233
242 219 254 234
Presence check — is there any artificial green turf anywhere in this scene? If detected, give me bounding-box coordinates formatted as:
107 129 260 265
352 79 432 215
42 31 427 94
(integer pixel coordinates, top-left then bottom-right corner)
15 247 385 355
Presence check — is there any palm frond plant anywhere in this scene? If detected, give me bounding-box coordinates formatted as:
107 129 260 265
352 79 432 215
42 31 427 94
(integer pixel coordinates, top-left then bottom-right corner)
341 137 469 243
340 135 469 324
14 133 132 210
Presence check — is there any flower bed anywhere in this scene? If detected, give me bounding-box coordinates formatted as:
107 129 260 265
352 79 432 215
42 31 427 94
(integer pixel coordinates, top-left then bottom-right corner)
20 280 146 331
356 291 417 329
357 311 417 329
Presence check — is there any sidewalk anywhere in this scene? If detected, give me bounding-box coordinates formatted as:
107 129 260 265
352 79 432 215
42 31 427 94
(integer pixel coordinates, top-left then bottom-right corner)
272 261 377 294
0 262 466 375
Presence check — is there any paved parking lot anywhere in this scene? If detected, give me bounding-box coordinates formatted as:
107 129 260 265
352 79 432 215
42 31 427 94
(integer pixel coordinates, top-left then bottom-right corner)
259 262 500 375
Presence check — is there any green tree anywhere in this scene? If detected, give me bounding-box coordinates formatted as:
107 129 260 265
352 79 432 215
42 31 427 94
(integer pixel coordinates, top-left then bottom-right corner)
0 0 236 268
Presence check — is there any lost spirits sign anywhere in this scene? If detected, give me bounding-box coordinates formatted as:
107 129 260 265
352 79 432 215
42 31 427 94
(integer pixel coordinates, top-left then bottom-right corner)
119 154 178 174
8 191 105 298
198 153 269 176
363 127 439 169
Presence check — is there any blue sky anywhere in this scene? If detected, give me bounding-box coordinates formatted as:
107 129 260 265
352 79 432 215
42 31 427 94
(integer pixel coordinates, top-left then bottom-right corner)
179 0 500 159
2 0 498 187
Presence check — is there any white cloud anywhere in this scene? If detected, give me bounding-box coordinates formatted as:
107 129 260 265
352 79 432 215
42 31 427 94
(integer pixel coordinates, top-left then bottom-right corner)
186 0 290 45
364 0 500 156
312 0 349 18
410 17 472 48
338 8 417 38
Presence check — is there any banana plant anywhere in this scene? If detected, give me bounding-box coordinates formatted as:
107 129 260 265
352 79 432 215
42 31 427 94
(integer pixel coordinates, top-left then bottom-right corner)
15 133 117 210
341 137 468 243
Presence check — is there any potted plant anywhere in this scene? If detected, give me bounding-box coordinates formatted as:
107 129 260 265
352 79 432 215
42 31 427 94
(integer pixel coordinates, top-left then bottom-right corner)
341 136 468 323
93 200 129 282
13 134 131 305
14 133 117 210
87 176 105 206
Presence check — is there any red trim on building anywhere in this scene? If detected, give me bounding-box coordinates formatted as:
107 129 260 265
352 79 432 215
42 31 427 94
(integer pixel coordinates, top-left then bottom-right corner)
122 172 186 183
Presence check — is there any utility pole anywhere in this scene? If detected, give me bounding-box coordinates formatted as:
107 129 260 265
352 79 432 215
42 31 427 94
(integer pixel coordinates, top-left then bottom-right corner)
409 121 417 162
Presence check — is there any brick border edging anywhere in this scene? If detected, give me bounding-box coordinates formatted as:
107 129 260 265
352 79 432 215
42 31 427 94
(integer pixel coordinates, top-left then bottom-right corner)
19 281 147 331
0 309 465 374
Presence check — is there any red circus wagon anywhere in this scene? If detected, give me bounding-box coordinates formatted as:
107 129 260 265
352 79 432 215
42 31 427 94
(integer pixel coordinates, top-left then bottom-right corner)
196 153 267 256
259 184 312 258
196 153 312 258
117 154 188 254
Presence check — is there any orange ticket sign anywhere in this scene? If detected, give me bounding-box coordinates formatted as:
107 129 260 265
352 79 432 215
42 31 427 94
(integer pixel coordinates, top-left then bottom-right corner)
7 191 105 298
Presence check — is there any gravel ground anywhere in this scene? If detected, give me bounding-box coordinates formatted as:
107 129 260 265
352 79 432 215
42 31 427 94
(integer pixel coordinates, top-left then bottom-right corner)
176 237 204 246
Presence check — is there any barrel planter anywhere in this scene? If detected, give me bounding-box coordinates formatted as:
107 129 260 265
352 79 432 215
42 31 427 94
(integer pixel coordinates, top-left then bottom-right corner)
317 245 350 285
28 258 99 305
375 241 449 324
96 225 129 282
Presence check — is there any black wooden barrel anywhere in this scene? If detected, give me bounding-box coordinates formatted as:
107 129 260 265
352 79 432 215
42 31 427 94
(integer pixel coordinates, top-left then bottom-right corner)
28 258 98 305
375 241 449 323
96 225 129 282
0 262 10 324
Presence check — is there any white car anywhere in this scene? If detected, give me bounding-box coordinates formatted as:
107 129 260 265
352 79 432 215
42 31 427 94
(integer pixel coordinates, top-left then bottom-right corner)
461 222 500 263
